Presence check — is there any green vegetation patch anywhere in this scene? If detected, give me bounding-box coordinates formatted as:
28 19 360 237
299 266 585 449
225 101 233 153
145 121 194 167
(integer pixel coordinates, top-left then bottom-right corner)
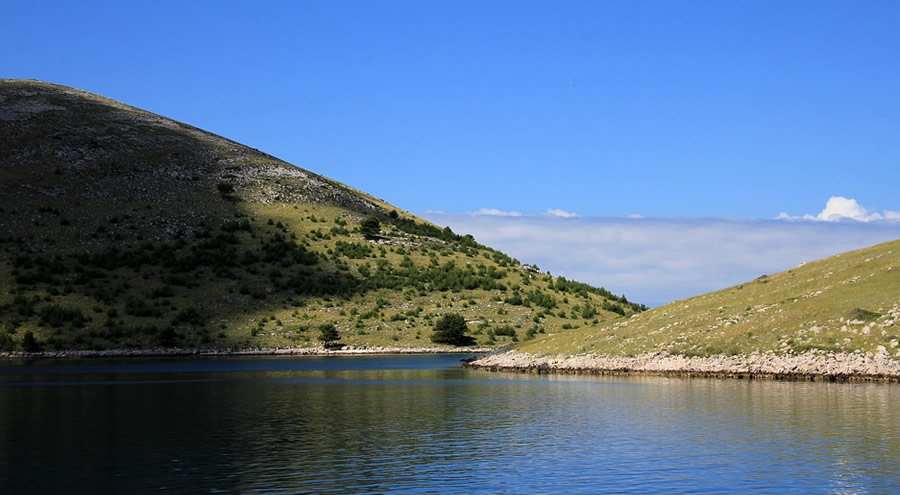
847 308 881 322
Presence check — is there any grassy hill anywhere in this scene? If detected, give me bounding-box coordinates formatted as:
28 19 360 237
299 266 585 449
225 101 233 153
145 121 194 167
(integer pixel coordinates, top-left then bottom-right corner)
515 239 900 360
0 79 644 353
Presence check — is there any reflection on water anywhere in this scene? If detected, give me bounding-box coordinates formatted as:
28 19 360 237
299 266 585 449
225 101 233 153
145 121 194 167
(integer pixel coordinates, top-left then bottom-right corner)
1 355 898 494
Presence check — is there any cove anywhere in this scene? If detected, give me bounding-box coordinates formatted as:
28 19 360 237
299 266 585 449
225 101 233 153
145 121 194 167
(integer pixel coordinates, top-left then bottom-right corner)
1 354 898 494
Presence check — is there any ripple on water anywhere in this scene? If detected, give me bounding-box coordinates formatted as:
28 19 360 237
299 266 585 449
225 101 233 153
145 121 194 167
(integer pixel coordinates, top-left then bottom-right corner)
0 356 898 494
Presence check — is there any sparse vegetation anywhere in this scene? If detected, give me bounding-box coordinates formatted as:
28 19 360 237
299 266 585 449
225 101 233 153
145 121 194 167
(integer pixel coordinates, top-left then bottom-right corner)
516 239 900 360
848 308 881 322
0 79 644 353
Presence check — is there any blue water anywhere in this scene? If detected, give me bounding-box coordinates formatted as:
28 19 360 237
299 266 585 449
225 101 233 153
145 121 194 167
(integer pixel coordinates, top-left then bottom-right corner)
1 354 897 494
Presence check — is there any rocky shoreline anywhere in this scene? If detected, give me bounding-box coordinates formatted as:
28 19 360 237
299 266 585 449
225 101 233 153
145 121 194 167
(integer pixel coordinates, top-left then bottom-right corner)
465 349 900 383
1 345 491 361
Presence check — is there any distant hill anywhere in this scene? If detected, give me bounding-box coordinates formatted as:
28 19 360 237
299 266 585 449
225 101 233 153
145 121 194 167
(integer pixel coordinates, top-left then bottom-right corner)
0 79 643 353
514 239 900 360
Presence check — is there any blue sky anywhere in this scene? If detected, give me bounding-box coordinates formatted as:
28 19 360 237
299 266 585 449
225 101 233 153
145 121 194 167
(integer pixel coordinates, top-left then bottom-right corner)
4 1 899 305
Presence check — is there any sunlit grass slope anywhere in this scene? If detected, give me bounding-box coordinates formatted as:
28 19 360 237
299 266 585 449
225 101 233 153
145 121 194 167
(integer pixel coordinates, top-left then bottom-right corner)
0 79 644 352
517 239 900 358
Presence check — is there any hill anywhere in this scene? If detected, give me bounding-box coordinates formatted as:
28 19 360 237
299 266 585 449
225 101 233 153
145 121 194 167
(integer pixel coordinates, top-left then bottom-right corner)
470 239 900 379
0 79 644 353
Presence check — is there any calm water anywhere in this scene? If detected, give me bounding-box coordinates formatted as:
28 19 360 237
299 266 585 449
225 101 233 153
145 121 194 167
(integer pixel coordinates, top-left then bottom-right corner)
1 354 898 494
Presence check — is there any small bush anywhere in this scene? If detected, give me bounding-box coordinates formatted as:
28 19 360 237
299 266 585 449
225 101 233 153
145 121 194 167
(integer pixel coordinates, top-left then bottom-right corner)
21 330 40 352
171 307 206 326
157 327 177 347
217 183 235 196
0 332 14 351
38 305 86 328
124 297 161 317
848 308 881 322
494 325 517 337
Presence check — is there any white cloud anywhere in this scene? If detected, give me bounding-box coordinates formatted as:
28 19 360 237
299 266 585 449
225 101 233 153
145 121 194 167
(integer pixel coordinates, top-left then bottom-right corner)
816 196 882 221
544 208 577 218
470 208 522 217
422 212 900 308
778 196 895 222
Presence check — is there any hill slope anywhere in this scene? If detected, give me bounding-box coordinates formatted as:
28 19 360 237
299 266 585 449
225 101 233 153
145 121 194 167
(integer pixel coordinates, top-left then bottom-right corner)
471 240 900 378
0 79 643 353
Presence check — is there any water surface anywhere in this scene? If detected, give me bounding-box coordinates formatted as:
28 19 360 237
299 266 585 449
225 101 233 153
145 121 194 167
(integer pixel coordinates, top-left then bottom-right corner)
1 354 897 493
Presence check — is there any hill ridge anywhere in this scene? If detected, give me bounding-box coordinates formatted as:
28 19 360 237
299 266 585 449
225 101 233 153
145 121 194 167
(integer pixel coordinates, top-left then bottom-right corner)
0 79 643 353
468 238 900 379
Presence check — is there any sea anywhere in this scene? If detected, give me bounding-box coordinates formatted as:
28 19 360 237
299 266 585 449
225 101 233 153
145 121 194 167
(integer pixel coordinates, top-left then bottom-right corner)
1 354 897 494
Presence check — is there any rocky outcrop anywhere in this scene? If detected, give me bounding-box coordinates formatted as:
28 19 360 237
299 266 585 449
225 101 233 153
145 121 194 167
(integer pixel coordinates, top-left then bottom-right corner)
466 349 900 382
1 346 491 360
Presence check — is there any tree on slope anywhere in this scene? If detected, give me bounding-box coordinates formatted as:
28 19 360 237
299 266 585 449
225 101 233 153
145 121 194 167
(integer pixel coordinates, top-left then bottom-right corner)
431 313 474 346
360 216 381 240
319 323 341 348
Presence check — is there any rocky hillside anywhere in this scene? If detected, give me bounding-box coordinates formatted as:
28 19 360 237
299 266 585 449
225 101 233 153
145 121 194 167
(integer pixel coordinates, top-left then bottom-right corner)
0 79 644 352
470 239 900 379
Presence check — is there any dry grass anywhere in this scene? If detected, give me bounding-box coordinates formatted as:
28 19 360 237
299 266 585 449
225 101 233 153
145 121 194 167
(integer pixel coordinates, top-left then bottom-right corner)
0 79 638 352
518 239 900 358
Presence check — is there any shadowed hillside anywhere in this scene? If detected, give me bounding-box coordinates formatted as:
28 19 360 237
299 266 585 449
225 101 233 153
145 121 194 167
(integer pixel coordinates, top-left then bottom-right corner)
0 80 644 352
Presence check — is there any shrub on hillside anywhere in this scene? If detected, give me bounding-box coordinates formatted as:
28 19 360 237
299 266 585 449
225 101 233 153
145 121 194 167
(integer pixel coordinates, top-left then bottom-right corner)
38 305 87 328
493 325 517 337
21 330 40 352
360 216 381 239
848 308 880 322
0 332 14 351
171 307 206 326
217 183 235 196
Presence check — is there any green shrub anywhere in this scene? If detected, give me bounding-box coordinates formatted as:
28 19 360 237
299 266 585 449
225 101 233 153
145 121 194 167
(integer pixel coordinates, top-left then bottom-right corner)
494 325 516 337
21 330 40 352
0 332 14 351
334 240 372 259
848 308 881 322
526 290 557 310
505 293 524 306
150 285 175 298
524 326 544 340
602 301 626 316
38 305 86 328
171 307 206 326
124 297 161 317
216 183 235 196
581 304 597 319
360 216 381 239
157 327 177 347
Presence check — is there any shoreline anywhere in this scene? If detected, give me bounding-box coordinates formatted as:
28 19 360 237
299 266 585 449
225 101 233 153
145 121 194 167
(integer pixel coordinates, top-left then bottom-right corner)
0 345 492 361
464 350 900 383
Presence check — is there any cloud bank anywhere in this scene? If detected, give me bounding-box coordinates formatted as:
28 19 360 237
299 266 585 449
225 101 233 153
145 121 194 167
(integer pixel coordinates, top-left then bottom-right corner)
544 208 578 218
470 208 522 217
778 196 900 222
423 209 900 308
